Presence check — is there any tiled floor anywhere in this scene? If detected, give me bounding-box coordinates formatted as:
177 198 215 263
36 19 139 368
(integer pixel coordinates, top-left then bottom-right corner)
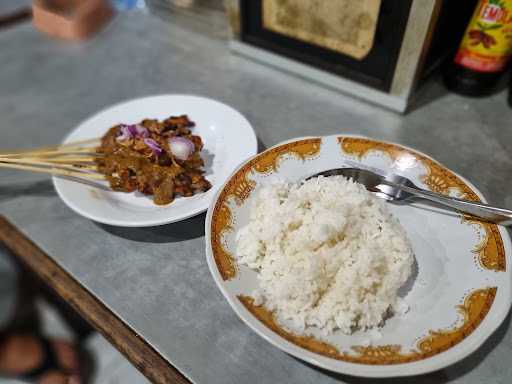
38 300 149 384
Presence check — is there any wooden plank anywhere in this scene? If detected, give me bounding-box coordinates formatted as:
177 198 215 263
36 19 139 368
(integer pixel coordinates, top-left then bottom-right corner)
0 215 191 384
0 8 31 30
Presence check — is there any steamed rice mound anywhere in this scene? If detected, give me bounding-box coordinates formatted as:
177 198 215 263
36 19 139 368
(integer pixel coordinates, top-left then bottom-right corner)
236 176 413 335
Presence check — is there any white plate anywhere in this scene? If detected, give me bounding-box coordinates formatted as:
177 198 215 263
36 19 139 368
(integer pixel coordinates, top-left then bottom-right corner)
54 95 257 227
205 135 511 377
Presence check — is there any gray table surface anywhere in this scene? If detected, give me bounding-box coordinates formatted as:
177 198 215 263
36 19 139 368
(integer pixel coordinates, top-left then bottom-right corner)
1 9 512 384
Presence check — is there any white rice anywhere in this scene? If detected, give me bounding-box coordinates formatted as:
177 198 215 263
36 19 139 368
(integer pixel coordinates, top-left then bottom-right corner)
235 176 413 335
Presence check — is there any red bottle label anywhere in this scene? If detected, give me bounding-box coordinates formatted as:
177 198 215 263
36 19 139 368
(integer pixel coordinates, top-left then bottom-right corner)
455 0 512 72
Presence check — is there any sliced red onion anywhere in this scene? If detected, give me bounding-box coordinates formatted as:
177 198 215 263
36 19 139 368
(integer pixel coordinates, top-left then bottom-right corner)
134 124 149 137
117 124 149 142
169 137 194 160
126 124 138 137
117 125 133 141
144 138 163 156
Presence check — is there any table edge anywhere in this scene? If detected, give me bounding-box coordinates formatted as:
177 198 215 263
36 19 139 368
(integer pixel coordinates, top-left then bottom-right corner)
0 7 31 30
0 215 191 384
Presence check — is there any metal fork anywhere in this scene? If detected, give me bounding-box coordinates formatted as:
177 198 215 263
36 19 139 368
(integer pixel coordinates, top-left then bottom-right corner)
307 168 512 226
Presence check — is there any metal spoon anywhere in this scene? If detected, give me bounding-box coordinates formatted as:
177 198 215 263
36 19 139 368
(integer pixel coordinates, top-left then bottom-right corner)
307 168 512 226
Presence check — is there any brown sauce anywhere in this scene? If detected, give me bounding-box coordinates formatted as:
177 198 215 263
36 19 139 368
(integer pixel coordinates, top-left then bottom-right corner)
95 115 211 205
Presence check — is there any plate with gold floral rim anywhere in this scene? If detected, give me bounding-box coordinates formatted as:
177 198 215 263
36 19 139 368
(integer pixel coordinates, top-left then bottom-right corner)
204 134 511 377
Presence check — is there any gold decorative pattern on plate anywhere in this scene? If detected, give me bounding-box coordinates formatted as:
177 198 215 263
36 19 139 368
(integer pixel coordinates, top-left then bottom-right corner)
210 198 236 281
416 287 497 355
339 137 506 272
262 0 381 60
210 138 321 280
350 345 405 363
239 296 340 359
468 221 506 272
253 138 321 174
239 288 496 364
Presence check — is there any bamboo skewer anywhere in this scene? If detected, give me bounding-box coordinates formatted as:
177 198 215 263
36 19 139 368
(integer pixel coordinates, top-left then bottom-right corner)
0 138 105 182
26 156 99 163
0 161 105 180
0 148 101 158
0 138 100 157
0 157 99 170
0 155 99 164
